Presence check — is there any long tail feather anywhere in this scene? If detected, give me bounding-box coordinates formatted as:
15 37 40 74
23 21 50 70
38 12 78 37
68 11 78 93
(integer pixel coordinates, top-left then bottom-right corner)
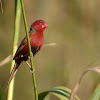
5 62 19 91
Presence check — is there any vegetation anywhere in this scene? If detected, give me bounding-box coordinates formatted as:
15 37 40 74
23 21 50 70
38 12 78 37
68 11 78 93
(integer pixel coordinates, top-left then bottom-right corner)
0 0 100 100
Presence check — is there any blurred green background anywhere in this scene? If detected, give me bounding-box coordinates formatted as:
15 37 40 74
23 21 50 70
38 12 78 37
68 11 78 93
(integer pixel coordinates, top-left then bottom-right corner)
0 0 100 100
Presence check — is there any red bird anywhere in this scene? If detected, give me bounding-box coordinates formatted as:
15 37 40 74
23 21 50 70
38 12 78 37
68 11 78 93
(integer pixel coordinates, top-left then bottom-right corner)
5 20 48 90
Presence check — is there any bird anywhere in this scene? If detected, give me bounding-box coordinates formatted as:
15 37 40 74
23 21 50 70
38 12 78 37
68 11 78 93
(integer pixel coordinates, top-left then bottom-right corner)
5 20 48 90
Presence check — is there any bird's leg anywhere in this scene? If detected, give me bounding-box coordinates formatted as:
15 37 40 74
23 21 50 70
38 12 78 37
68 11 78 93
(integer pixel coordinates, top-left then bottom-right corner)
25 61 31 68
25 61 35 73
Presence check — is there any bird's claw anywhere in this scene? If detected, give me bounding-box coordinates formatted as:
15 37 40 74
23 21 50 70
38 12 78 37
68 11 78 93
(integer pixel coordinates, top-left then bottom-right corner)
30 68 35 73
28 52 33 59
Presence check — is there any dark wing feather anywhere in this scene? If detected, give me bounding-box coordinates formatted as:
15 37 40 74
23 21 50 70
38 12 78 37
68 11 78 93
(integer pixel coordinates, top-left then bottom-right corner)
13 37 27 60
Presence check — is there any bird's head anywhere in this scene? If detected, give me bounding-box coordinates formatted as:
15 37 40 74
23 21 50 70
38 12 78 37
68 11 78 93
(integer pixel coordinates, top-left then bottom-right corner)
30 20 48 33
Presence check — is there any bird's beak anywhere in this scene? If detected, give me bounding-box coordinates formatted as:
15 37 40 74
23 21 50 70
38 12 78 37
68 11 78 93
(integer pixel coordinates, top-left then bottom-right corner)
42 23 48 28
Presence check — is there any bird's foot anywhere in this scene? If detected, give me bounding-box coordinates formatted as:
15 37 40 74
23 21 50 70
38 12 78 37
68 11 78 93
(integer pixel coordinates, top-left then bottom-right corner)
25 61 35 73
28 52 33 59
30 67 35 73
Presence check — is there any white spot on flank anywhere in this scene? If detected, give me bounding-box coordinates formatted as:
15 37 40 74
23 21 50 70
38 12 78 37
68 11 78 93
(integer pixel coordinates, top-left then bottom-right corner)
21 55 23 58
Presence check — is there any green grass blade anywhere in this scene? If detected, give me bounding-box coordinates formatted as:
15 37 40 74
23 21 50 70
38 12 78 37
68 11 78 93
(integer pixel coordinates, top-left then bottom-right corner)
7 0 21 100
38 86 80 100
90 84 100 100
20 0 38 100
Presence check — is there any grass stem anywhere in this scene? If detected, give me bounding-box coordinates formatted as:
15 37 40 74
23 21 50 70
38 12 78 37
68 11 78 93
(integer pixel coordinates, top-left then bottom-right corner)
7 0 21 100
20 0 38 100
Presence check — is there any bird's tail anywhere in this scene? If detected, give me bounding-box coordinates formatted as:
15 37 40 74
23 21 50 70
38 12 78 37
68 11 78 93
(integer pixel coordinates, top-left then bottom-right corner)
5 62 19 91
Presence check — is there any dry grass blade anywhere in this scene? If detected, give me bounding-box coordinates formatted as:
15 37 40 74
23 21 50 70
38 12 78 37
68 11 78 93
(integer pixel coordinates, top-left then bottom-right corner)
69 66 100 100
0 0 3 13
0 43 56 66
0 55 12 66
43 43 56 47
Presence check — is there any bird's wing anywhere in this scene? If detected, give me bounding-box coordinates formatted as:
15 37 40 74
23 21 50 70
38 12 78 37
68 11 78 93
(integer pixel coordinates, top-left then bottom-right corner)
13 37 28 60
